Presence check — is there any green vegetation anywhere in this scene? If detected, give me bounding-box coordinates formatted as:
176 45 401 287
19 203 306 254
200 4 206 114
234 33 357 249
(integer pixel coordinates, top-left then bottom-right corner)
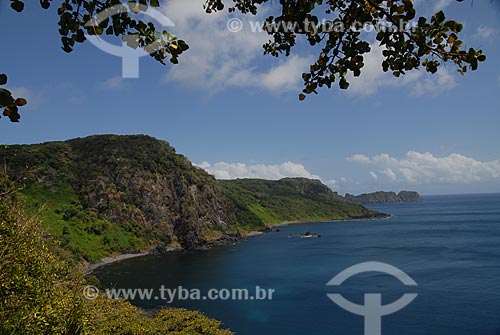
22 183 149 263
0 177 233 334
1 135 383 264
220 178 384 226
2 135 232 261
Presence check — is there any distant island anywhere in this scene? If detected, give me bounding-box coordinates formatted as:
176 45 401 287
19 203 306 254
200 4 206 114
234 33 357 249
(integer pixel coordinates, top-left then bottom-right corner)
344 191 422 204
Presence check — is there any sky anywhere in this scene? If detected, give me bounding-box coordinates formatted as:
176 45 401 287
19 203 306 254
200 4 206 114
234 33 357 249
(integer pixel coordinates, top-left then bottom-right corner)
0 0 499 195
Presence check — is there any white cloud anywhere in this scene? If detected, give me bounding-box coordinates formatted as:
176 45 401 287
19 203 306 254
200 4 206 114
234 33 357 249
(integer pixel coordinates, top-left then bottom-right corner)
347 151 500 185
474 25 498 41
381 168 397 182
258 56 313 92
411 69 457 96
369 171 378 181
413 0 452 12
347 43 399 96
433 0 453 11
9 87 44 110
347 154 370 163
347 42 456 96
325 179 338 187
196 161 321 180
161 0 311 93
97 76 126 91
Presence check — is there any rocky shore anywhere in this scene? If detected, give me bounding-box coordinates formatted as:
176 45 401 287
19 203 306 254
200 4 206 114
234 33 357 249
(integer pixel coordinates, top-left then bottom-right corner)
84 252 150 274
86 212 391 273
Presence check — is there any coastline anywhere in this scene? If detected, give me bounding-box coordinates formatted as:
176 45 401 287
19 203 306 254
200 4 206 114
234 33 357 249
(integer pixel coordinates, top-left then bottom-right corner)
84 252 150 274
84 247 182 274
85 213 392 273
268 212 393 228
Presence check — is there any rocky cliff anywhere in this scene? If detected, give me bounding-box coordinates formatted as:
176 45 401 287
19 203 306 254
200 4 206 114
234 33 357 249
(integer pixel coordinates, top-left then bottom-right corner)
2 135 241 260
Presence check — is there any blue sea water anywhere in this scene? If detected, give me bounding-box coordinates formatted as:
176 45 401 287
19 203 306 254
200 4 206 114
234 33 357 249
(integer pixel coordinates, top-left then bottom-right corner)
94 194 500 335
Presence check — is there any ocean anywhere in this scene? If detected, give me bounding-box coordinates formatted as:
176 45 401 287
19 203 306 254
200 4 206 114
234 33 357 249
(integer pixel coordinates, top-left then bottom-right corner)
94 193 500 335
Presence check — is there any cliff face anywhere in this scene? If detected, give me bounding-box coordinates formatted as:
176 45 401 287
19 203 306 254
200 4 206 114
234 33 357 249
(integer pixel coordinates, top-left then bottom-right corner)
66 136 230 249
1 135 234 257
345 191 421 204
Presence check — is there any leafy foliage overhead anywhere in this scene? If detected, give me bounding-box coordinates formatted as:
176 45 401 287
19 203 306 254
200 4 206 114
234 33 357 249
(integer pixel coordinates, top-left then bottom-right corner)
3 0 188 123
9 0 187 63
204 0 486 99
1 0 486 122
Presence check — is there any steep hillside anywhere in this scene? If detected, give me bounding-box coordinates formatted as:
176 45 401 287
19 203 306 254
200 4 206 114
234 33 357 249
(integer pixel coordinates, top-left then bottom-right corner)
220 178 385 225
1 135 248 261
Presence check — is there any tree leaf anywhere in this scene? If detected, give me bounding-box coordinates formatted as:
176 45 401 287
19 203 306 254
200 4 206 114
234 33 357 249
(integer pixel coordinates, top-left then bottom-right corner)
40 1 51 9
339 78 350 90
0 90 13 106
10 1 25 12
15 98 27 107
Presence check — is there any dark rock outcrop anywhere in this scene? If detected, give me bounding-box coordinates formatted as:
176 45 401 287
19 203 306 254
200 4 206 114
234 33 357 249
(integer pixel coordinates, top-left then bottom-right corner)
2 135 233 251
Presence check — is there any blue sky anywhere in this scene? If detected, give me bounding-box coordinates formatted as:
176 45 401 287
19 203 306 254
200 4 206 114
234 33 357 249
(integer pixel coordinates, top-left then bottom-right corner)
1 0 499 195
